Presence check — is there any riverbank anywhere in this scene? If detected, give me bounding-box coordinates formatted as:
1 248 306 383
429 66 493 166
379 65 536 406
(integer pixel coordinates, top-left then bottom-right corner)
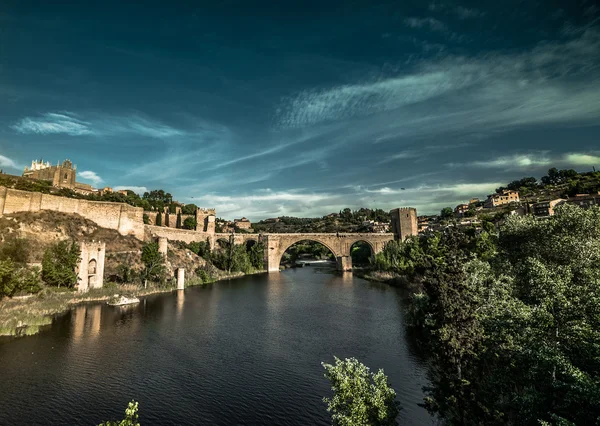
0 269 266 337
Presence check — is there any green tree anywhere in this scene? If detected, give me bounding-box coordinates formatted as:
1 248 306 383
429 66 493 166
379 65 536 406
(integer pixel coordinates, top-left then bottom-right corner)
155 212 162 226
98 400 140 426
440 207 453 220
322 357 400 426
182 217 197 230
142 214 150 225
248 242 265 270
140 242 166 288
41 240 80 288
181 203 198 215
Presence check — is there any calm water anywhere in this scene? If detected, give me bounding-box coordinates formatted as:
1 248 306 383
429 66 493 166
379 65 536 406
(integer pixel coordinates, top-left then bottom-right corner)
0 266 433 425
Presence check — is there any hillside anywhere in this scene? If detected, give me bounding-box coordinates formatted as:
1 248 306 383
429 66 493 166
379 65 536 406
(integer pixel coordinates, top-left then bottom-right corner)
251 208 391 233
0 211 207 281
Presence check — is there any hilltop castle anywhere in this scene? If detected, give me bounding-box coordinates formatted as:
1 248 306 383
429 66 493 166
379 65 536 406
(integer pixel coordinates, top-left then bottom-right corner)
23 159 95 194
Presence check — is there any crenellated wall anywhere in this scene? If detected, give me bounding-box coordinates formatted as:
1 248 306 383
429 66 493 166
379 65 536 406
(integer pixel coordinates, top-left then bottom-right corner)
0 186 145 240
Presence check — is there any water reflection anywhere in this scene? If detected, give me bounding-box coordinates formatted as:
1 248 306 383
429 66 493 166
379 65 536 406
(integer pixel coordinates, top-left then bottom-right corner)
0 267 433 426
71 304 102 342
176 289 185 320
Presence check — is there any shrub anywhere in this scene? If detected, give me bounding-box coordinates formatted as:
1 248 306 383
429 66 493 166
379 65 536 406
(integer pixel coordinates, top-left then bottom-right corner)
183 217 197 230
0 238 30 264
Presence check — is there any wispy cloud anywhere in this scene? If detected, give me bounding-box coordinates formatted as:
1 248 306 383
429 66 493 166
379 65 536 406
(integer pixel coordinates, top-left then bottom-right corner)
11 112 185 139
78 170 103 185
404 17 447 32
460 152 600 170
563 153 600 166
0 154 19 169
12 112 92 136
428 3 485 19
466 153 552 169
276 28 600 141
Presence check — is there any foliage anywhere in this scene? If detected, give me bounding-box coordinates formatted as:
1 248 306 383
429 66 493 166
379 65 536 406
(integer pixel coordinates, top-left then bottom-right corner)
181 203 197 215
155 212 162 226
98 401 140 426
41 240 80 288
322 357 400 426
248 242 265 270
351 242 372 265
142 214 150 225
403 205 600 425
440 207 453 220
182 217 197 230
0 238 30 265
140 242 166 286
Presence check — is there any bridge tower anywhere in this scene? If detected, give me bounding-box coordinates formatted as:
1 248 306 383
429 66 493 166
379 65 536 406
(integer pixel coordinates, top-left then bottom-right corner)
390 207 418 241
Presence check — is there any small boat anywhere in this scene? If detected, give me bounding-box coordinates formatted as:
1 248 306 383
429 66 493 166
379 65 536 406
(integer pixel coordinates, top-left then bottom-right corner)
107 295 140 306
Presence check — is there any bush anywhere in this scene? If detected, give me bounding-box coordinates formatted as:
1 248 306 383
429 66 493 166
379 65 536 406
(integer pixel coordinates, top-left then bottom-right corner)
41 240 80 288
0 238 30 264
143 214 150 225
183 217 197 230
322 357 400 425
0 260 42 297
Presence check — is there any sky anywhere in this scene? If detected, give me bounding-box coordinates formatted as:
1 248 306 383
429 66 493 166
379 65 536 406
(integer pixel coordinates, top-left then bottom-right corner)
1 0 599 220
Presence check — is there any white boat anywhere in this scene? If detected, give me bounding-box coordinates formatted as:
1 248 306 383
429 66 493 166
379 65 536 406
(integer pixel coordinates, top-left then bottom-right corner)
107 295 140 306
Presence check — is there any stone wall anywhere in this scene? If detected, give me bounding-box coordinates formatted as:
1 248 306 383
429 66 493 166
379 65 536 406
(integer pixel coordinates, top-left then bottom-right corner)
0 186 145 240
145 224 213 245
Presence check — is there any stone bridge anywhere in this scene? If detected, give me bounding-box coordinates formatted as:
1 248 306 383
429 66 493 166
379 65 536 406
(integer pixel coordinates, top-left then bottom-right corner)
148 207 418 273
214 232 395 272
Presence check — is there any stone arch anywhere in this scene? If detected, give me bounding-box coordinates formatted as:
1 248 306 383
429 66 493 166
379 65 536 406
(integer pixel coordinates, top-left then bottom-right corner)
349 240 375 266
245 238 258 250
276 237 339 269
216 237 230 249
348 239 376 256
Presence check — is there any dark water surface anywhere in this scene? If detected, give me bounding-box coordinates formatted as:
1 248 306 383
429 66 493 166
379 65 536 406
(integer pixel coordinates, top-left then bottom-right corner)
0 267 433 425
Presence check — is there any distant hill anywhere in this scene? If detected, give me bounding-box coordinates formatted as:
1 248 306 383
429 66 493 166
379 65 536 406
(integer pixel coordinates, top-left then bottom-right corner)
251 208 391 233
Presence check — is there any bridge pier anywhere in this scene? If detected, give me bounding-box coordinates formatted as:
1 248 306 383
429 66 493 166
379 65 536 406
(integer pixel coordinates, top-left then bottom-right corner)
336 256 352 272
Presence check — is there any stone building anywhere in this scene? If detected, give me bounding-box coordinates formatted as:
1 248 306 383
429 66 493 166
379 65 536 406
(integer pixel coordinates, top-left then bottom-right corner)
234 217 252 230
566 192 600 209
22 159 95 194
484 189 520 208
390 207 418 241
77 241 106 292
532 199 566 217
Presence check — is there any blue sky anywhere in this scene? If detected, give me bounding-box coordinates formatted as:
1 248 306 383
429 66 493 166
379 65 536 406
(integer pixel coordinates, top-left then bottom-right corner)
1 0 599 220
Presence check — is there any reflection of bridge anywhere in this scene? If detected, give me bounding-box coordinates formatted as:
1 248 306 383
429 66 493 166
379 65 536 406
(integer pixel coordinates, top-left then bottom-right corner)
217 232 396 272
149 207 418 272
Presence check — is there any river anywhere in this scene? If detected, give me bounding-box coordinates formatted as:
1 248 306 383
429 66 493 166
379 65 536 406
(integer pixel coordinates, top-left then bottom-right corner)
0 265 433 425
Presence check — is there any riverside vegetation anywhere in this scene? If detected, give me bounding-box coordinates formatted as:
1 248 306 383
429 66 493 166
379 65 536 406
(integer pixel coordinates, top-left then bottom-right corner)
0 235 266 336
370 203 600 425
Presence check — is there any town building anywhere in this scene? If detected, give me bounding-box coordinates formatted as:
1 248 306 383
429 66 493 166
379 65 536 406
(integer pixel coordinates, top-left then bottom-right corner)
234 217 252 230
532 199 566 217
566 192 600 209
484 189 520 208
23 159 95 194
362 220 389 233
454 203 470 217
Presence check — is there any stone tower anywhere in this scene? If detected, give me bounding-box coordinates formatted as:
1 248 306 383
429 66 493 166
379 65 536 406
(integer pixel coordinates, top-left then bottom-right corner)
77 241 106 292
196 208 216 233
389 207 418 241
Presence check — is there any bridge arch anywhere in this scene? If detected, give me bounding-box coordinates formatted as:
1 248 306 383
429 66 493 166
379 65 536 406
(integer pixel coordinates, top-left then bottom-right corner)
349 240 375 266
271 236 340 272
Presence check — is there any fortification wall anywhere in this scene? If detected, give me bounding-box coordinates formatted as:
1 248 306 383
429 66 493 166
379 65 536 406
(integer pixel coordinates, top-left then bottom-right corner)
145 224 213 245
0 186 145 240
